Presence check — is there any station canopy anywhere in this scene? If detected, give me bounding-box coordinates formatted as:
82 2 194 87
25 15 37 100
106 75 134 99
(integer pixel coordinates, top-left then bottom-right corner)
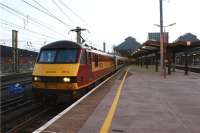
131 39 200 57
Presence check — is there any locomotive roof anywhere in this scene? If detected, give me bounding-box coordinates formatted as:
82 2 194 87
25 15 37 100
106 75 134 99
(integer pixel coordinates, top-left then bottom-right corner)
41 40 122 58
85 48 115 57
41 40 82 49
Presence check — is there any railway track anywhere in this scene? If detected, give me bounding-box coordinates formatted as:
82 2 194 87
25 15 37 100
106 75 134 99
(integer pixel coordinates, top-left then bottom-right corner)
6 107 50 133
1 96 71 133
1 96 34 115
1 73 35 133
1 77 32 90
8 103 69 133
1 68 123 133
1 72 32 82
1 98 45 133
1 75 33 105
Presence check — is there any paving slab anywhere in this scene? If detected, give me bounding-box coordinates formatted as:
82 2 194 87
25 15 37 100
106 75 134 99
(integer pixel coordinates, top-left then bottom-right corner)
80 65 200 133
38 70 126 133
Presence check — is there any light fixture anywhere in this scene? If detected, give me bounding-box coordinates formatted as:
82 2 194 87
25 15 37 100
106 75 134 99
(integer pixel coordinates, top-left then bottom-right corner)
63 77 70 82
33 76 40 81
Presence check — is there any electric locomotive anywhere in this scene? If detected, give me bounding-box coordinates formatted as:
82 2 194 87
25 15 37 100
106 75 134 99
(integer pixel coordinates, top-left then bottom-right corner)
32 40 119 101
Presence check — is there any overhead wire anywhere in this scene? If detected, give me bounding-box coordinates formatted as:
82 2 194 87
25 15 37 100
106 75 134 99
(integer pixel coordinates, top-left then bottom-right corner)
1 1 94 44
0 38 48 51
0 3 66 37
81 33 93 45
57 0 95 44
58 0 92 28
0 39 50 43
32 0 53 15
82 33 96 49
51 0 74 25
0 18 58 39
21 0 72 28
2 28 51 41
2 25 54 42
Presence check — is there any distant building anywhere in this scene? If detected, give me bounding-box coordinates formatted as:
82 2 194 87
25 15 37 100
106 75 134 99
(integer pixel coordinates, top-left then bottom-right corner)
114 37 140 56
0 45 38 73
148 32 169 43
174 33 200 42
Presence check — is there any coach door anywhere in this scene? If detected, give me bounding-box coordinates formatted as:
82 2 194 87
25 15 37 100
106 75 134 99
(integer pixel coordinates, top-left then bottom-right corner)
87 52 93 81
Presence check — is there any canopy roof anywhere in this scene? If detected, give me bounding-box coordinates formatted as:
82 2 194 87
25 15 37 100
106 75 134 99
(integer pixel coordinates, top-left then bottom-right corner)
132 40 200 56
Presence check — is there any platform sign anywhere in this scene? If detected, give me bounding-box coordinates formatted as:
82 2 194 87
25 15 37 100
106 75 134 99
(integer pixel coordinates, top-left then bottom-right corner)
8 83 25 95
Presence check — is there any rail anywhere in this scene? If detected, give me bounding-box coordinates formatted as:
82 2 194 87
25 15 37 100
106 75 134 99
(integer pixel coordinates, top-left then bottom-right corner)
1 78 32 90
2 67 124 133
1 72 32 82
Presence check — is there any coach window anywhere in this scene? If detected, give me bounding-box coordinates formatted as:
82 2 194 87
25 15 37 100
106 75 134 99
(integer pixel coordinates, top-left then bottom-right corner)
80 50 87 64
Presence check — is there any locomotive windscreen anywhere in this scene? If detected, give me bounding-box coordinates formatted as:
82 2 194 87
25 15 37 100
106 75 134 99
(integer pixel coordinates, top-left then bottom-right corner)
38 49 78 63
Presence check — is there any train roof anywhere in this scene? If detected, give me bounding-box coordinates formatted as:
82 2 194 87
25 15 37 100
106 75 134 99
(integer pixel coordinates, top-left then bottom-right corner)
41 40 128 59
42 40 115 57
85 47 115 57
41 40 82 50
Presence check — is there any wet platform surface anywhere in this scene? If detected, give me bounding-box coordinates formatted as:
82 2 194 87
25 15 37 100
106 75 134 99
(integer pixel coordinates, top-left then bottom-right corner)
40 66 200 133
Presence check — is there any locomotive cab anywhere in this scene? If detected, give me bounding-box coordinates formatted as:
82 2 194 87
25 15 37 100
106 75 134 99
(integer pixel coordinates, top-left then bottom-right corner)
32 41 82 90
32 40 117 102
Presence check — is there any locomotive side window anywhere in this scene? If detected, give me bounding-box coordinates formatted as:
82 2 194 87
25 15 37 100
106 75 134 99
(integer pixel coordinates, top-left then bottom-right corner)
80 50 87 64
88 52 92 64
94 54 98 67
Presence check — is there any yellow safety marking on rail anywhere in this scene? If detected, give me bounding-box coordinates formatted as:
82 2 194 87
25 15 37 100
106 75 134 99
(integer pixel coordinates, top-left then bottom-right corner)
99 69 128 133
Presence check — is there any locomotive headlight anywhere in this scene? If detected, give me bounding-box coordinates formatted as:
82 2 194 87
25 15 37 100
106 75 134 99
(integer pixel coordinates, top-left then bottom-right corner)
33 76 40 81
63 77 70 82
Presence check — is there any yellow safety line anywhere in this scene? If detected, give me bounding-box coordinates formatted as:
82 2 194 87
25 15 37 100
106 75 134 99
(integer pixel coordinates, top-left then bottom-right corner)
99 69 128 133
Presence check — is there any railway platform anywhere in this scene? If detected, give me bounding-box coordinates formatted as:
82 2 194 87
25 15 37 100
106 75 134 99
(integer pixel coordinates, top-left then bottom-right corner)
35 65 200 133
